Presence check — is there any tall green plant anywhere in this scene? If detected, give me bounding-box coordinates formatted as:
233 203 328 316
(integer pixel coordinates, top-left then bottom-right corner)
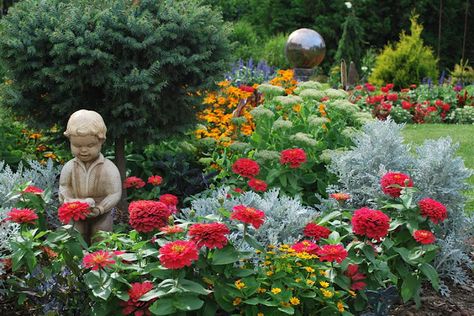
369 15 438 88
334 9 364 71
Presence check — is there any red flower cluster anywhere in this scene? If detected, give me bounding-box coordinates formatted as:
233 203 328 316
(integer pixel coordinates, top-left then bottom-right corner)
413 230 436 244
329 193 350 202
123 176 145 189
160 225 184 235
280 148 307 168
380 172 413 197
129 200 171 233
188 222 230 249
239 85 255 93
352 207 390 241
303 223 331 240
22 185 44 195
147 175 162 186
345 264 367 291
159 240 199 269
121 281 155 316
317 244 348 263
291 240 319 254
230 205 265 229
232 158 260 178
418 198 447 224
83 250 115 270
248 178 268 192
159 194 179 213
6 208 38 224
58 201 91 224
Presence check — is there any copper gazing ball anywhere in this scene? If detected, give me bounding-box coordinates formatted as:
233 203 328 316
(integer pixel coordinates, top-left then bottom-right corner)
285 28 326 68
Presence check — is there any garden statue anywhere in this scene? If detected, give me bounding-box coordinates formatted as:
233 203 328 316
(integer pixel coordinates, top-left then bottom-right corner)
59 109 122 244
285 28 326 81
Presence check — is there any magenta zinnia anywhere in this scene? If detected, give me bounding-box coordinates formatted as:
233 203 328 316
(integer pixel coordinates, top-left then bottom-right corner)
230 205 265 229
159 240 199 269
58 201 91 224
6 208 38 224
82 250 115 270
188 222 230 249
129 200 171 233
352 207 390 241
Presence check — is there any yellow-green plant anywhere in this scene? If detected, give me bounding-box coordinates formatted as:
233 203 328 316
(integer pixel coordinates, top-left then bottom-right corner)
450 59 474 84
369 15 438 88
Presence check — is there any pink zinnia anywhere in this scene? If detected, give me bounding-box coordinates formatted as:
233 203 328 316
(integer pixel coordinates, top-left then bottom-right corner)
129 200 171 233
123 176 145 189
82 250 115 270
352 207 390 241
121 281 155 316
6 208 38 224
22 185 44 195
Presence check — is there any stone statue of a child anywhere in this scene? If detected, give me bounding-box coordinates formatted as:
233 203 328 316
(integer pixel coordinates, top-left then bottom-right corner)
59 110 122 244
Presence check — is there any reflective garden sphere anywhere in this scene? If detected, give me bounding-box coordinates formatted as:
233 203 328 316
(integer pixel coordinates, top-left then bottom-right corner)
285 28 326 69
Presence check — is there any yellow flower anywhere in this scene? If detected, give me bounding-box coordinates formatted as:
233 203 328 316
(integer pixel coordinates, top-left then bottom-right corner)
292 104 301 112
320 288 334 298
306 280 315 286
232 297 242 306
337 301 344 312
264 261 272 266
295 278 302 283
234 280 246 290
255 250 262 254
271 288 282 294
267 245 275 249
257 287 267 294
348 290 357 297
257 313 264 316
43 152 57 160
266 271 274 276
310 274 316 278
267 251 275 255
304 267 315 273
319 281 330 288
29 133 42 140
319 270 329 276
290 297 300 305
280 302 291 307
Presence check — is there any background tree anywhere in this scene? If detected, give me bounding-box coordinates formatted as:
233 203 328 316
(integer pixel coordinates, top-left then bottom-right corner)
0 0 231 209
334 4 364 72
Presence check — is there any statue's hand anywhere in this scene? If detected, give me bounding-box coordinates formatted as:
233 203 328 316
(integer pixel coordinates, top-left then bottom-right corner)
84 198 96 208
87 207 102 218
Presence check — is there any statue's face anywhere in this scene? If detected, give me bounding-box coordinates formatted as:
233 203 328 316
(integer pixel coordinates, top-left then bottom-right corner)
70 135 103 163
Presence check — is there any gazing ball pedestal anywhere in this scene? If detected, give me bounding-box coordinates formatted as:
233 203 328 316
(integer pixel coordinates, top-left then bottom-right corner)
285 28 326 81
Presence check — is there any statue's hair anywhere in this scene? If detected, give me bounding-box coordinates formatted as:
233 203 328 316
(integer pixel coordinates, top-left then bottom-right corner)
64 109 107 140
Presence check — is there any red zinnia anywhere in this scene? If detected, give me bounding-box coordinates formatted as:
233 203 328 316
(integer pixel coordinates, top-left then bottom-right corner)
230 205 265 229
121 281 155 316
291 240 319 255
232 158 260 178
352 207 390 241
380 172 413 197
6 208 38 224
58 201 91 224
418 198 447 224
188 222 230 249
248 178 268 192
123 176 146 189
82 250 115 270
303 223 331 240
345 264 367 291
159 194 179 213
317 244 348 263
413 230 436 244
147 175 163 186
280 148 307 168
159 240 199 269
129 200 171 233
22 185 44 195
329 193 350 202
160 225 184 235
239 85 255 93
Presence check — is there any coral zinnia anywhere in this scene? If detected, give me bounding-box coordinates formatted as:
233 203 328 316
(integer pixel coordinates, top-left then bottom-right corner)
418 198 447 224
344 264 367 291
188 222 230 249
121 281 155 316
6 208 38 224
413 230 436 245
147 175 163 186
291 240 319 255
248 178 268 192
303 223 331 240
129 200 171 233
82 250 115 270
329 193 350 202
352 207 390 241
380 172 413 197
22 185 44 195
159 240 199 269
317 244 348 263
159 194 179 213
232 158 260 178
58 201 91 224
230 205 265 229
160 225 184 235
123 176 146 189
280 148 307 168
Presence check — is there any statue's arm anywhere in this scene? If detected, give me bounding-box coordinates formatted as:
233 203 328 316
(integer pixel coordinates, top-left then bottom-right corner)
95 162 122 214
58 162 75 203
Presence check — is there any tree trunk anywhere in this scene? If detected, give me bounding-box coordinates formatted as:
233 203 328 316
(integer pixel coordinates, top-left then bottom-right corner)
115 135 128 224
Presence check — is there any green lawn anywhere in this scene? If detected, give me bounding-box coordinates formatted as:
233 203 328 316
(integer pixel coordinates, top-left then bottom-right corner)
402 124 474 212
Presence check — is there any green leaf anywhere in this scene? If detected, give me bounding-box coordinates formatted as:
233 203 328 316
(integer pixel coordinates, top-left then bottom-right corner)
301 173 316 184
179 279 211 295
278 306 295 315
279 174 288 187
139 289 168 301
173 294 204 311
202 300 218 316
150 298 176 315
317 211 342 225
212 245 239 265
244 235 264 251
419 263 439 290
401 274 420 302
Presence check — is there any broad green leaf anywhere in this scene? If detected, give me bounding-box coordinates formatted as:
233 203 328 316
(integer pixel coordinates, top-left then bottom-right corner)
419 263 439 290
244 235 264 251
278 306 295 315
401 274 419 302
179 279 211 295
317 211 342 225
139 289 168 301
173 294 204 311
212 245 239 265
149 298 176 315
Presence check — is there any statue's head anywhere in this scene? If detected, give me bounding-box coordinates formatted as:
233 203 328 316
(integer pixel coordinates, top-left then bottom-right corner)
64 110 107 163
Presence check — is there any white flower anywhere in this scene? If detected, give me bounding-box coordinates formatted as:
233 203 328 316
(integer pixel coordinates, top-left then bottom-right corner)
344 2 352 9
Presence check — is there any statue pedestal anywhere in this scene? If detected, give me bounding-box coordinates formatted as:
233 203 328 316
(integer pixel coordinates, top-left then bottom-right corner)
294 68 315 82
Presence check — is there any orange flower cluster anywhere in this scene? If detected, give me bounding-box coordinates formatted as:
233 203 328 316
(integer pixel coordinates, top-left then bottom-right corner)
196 81 257 145
269 69 297 95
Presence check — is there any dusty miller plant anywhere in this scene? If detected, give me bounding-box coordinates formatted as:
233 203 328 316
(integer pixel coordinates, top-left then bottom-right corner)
181 187 320 247
327 119 474 291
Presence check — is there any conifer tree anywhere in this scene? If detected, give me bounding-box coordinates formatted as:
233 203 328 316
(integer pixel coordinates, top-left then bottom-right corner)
334 7 364 72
